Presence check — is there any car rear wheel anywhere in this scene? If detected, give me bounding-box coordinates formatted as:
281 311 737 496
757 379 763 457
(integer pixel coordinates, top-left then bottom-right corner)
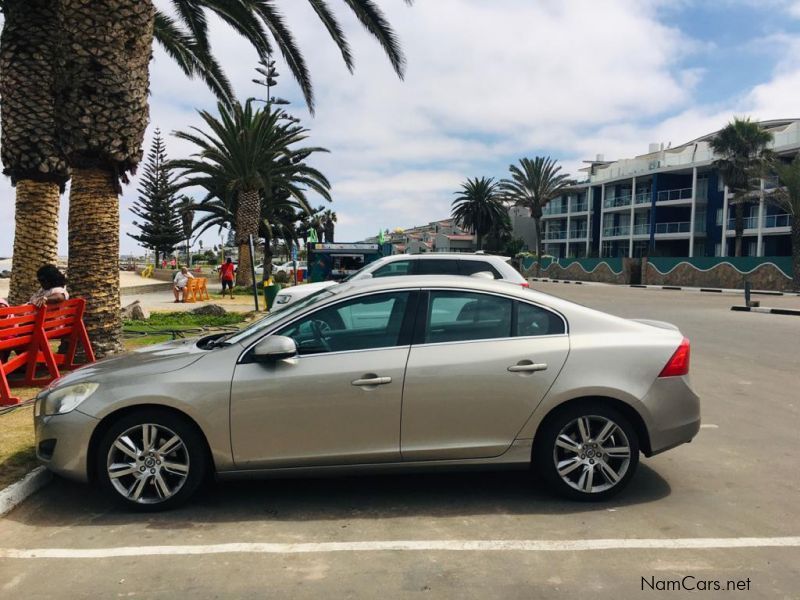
535 404 639 501
96 409 207 511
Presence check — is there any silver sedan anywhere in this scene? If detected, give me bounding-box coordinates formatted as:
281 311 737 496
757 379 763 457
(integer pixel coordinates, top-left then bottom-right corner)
34 276 700 510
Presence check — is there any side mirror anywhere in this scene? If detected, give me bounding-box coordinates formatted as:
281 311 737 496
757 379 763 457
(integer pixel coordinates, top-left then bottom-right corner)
359 272 373 280
252 336 298 362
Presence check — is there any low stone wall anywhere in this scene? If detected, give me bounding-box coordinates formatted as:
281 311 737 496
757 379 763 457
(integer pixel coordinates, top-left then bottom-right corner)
521 257 633 284
642 257 794 291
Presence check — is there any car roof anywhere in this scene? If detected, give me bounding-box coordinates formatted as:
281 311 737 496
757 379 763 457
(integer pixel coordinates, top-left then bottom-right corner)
333 275 537 302
381 253 510 262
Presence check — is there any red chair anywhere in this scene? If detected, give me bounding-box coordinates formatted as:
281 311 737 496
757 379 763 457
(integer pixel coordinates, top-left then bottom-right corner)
0 304 52 406
28 299 95 386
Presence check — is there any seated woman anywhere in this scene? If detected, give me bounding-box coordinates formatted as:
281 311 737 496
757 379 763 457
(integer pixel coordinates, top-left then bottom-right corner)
29 264 69 307
173 267 194 302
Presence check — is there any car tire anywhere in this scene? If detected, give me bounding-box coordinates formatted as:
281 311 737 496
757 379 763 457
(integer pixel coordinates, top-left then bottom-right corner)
96 409 207 511
535 403 639 501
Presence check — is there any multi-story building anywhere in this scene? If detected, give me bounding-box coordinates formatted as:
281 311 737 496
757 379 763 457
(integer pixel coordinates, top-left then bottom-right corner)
532 119 797 258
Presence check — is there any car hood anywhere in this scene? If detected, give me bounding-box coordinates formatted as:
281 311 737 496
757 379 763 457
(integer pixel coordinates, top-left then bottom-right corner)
51 337 208 386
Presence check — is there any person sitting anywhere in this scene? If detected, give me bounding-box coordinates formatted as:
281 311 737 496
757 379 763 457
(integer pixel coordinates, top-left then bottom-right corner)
29 264 69 308
173 267 194 303
219 258 235 299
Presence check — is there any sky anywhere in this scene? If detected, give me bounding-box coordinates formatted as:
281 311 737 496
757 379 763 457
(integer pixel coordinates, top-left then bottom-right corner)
3 0 800 257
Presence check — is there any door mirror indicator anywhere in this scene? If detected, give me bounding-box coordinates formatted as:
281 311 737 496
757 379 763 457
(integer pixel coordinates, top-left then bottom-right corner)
252 336 298 362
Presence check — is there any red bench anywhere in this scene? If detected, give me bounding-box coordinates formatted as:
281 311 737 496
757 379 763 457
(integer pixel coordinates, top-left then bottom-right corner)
0 299 95 406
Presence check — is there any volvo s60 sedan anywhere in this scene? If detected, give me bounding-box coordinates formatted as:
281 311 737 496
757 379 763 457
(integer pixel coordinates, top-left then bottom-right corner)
34 276 700 510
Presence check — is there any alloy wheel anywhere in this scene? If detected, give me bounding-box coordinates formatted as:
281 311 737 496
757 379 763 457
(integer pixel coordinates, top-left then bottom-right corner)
106 423 190 505
552 415 632 494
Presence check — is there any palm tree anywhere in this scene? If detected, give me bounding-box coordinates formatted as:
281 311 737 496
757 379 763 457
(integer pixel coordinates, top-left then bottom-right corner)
710 117 774 257
322 209 338 242
0 0 69 304
56 0 411 355
766 154 800 288
172 100 330 287
177 195 196 266
451 177 505 250
499 157 572 259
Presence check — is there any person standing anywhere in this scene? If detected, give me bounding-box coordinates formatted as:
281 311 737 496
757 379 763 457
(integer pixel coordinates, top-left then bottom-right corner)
219 258 235 299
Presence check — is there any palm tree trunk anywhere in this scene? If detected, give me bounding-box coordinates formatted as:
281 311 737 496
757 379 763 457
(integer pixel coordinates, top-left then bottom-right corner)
67 168 122 358
734 203 744 257
533 217 542 275
8 181 61 304
792 216 800 290
235 189 260 287
476 233 483 251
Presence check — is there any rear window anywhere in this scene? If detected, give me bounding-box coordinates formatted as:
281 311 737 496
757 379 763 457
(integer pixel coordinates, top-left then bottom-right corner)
458 260 501 278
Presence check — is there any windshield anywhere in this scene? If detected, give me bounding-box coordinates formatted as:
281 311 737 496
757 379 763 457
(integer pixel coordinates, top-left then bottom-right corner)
225 288 339 344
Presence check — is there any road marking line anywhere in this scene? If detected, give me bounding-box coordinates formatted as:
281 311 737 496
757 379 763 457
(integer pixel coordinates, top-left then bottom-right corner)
2 537 800 559
700 424 719 429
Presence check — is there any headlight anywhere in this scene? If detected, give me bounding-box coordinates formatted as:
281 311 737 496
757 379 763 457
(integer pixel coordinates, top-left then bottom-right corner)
275 295 291 305
38 383 99 416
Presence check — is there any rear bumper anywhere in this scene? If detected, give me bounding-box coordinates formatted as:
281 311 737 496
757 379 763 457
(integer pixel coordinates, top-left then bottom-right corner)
641 376 701 456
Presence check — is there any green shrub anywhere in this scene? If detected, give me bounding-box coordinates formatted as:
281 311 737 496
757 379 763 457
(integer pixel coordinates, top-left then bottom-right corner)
273 271 290 285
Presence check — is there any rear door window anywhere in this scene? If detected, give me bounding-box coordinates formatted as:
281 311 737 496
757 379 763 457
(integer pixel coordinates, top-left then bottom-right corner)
424 291 512 344
515 302 566 336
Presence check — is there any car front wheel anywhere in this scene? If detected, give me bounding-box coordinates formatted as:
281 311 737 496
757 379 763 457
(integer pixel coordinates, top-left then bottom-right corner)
536 404 639 501
96 409 207 511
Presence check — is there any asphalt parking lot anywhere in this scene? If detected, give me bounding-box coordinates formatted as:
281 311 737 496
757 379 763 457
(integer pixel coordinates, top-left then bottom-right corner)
1 283 799 599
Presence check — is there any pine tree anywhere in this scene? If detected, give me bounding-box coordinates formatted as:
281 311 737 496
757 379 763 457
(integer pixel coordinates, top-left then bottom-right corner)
128 129 183 265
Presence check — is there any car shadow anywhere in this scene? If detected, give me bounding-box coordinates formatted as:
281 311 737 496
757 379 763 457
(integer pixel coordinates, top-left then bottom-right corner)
6 465 671 529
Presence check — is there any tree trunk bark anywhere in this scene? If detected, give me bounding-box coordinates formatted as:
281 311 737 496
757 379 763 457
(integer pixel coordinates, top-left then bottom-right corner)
533 217 542 276
792 217 800 291
68 168 123 358
235 189 260 287
8 180 61 304
734 203 744 257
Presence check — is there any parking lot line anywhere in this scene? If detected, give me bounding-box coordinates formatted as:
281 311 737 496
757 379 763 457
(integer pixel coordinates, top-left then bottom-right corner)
2 537 800 559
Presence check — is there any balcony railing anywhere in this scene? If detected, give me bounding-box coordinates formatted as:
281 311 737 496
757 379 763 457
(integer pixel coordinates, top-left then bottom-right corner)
603 194 632 209
654 221 691 234
764 213 791 228
727 213 792 230
727 216 759 230
634 191 652 205
542 205 567 216
632 223 650 235
568 229 588 239
602 225 631 237
544 230 566 240
763 176 780 190
656 187 692 202
571 201 588 213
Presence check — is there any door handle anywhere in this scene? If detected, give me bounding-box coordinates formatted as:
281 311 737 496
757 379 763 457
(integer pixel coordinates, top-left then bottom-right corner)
508 362 548 373
351 376 392 387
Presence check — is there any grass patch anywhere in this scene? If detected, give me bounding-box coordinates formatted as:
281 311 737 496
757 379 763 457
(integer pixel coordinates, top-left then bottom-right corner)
124 311 246 331
0 392 38 489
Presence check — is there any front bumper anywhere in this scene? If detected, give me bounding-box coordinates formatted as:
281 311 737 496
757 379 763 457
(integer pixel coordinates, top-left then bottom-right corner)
34 408 99 482
641 375 701 455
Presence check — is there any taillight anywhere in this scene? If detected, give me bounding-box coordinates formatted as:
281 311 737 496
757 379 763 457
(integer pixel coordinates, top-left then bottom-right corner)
659 337 690 377
520 282 530 288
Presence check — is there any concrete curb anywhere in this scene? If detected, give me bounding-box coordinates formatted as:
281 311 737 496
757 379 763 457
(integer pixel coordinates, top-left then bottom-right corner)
0 467 51 517
731 306 800 316
629 284 800 296
122 282 173 296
